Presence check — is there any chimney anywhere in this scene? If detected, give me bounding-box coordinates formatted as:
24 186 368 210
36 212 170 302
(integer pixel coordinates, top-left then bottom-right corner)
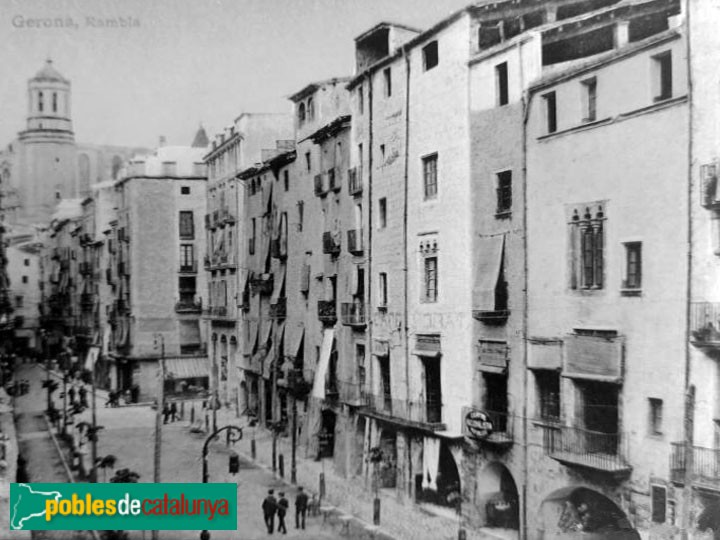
614 21 630 49
158 135 166 147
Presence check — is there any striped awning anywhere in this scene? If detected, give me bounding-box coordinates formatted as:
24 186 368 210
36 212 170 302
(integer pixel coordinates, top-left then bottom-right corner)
164 357 209 380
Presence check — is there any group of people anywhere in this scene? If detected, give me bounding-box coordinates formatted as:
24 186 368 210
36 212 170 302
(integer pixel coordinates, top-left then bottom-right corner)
162 401 179 424
261 487 310 535
67 383 89 408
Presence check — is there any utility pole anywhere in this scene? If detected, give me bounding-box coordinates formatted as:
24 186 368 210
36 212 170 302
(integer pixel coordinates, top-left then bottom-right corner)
152 334 165 540
291 397 297 483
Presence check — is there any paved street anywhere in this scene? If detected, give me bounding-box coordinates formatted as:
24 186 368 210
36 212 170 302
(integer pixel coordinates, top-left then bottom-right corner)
14 364 335 540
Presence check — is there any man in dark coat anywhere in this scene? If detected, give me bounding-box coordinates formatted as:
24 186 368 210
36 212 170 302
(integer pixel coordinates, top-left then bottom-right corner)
295 486 308 529
78 386 88 408
277 492 289 534
68 386 76 404
262 489 277 534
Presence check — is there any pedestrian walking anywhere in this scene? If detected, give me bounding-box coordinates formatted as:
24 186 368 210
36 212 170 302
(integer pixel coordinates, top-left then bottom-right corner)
78 386 88 408
162 403 170 424
262 489 277 534
169 401 178 422
295 486 308 530
68 386 76 404
277 492 288 534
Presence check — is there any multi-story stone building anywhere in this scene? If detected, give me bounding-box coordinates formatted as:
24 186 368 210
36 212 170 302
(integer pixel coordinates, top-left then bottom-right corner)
204 113 292 411
106 140 208 400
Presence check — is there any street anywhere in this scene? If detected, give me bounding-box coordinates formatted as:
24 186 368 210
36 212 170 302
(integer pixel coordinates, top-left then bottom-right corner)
13 363 336 540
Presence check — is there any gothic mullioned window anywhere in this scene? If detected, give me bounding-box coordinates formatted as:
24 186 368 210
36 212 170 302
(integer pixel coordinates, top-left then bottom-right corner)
569 203 605 290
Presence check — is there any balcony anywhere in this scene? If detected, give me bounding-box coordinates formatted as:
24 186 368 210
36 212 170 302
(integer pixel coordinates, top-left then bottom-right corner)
317 300 337 326
175 299 202 314
348 167 362 196
287 368 314 398
337 380 366 407
328 168 340 193
347 229 363 255
362 393 446 431
314 174 328 197
179 261 198 274
540 424 631 478
340 302 366 329
203 255 211 270
461 407 513 449
269 298 287 319
322 232 341 256
116 298 129 313
691 302 720 349
213 306 228 317
671 442 720 491
472 309 510 325
117 261 128 276
250 273 273 295
219 208 236 225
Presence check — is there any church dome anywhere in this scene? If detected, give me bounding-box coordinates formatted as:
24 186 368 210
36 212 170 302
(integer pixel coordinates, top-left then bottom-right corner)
32 59 68 84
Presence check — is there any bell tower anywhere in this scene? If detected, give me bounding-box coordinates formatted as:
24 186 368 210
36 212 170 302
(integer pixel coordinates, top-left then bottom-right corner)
17 59 77 223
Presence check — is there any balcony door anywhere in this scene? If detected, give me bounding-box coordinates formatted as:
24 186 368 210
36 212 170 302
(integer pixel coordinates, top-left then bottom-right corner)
423 358 442 423
577 380 619 455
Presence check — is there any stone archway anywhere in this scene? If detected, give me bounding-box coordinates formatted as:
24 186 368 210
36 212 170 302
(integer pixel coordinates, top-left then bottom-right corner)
477 462 520 533
537 486 639 539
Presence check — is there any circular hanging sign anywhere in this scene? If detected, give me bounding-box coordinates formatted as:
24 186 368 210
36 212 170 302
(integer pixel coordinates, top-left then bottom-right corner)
465 409 494 439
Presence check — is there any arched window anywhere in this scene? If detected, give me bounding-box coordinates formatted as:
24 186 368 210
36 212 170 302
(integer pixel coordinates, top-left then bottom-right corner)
111 155 123 180
307 97 314 121
52 92 58 113
298 102 306 125
38 91 44 112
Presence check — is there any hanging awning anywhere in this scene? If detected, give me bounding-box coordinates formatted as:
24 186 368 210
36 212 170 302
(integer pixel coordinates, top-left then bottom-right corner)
271 265 286 305
528 339 563 370
84 346 100 371
165 357 209 379
372 339 389 357
263 341 275 379
263 180 274 215
312 329 335 399
245 321 258 355
102 325 111 356
474 235 505 311
238 268 249 296
285 326 304 358
477 340 509 374
259 319 272 350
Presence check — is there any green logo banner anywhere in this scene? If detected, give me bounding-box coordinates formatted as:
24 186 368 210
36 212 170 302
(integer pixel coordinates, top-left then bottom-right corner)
10 483 237 531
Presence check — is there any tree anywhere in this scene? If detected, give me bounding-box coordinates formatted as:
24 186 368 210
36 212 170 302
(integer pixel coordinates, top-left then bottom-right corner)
96 454 117 482
109 468 140 483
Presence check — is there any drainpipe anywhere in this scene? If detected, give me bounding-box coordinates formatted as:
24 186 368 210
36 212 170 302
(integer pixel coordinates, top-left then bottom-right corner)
402 47 412 500
519 39 530 540
681 2 694 538
366 70 375 488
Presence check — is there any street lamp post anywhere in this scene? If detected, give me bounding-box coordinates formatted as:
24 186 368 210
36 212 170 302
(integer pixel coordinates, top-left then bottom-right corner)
200 424 243 540
151 334 165 540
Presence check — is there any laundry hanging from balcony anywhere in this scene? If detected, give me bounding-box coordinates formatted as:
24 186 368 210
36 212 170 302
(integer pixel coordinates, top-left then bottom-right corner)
312 328 335 399
422 436 440 491
474 234 506 311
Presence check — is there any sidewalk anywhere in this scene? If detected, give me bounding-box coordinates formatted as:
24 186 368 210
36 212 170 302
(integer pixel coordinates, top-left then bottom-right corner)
207 406 496 540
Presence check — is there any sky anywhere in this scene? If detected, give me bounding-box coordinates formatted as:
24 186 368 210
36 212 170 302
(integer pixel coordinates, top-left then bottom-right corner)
0 0 472 149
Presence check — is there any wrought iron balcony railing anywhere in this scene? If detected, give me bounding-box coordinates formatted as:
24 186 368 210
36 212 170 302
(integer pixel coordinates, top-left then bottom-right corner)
691 302 720 348
179 261 198 274
671 442 720 491
269 298 287 319
322 232 341 255
362 392 445 429
317 300 337 326
175 300 202 313
340 302 366 328
347 229 363 255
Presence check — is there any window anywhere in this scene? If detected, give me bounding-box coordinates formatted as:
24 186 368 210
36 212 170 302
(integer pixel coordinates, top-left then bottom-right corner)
52 92 58 113
649 398 663 436
15 296 23 308
358 85 364 115
22 275 28 284
307 97 314 121
484 372 509 431
250 218 256 254
378 355 391 411
24 259 30 266
298 102 306 125
179 276 196 302
284 170 289 192
535 371 560 422
581 77 597 122
651 486 667 524
297 201 304 232
38 91 44 112
383 67 392 97
358 143 363 171
543 91 557 134
569 204 605 290
422 154 438 200
305 152 311 172
496 171 512 214
162 162 177 176
379 144 385 162
379 198 387 228
423 257 438 303
378 272 388 307
181 186 190 195
653 51 672 101
179 211 194 239
495 62 509 106
623 242 642 290
423 41 439 71
180 244 194 269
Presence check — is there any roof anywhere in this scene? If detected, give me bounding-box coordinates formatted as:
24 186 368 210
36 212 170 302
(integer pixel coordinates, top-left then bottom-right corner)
354 21 422 42
191 125 209 148
32 59 69 84
288 77 353 103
